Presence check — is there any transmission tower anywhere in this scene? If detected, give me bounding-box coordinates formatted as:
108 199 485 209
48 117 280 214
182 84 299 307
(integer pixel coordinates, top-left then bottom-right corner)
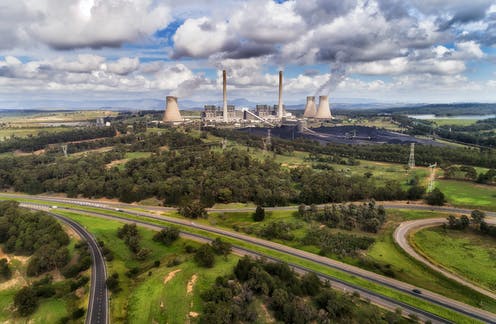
61 144 68 158
408 143 415 169
427 162 437 192
262 129 272 153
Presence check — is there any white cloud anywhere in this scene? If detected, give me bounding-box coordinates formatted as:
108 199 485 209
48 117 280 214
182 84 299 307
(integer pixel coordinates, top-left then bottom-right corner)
172 17 237 58
105 57 140 75
0 0 172 50
455 41 485 59
230 0 305 44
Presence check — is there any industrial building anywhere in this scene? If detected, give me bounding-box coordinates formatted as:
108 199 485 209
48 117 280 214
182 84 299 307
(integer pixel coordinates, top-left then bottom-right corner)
199 69 293 125
163 96 183 124
161 68 332 127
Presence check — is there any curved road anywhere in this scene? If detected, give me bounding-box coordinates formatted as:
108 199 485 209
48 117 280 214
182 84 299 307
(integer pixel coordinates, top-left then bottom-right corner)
3 194 496 323
21 204 109 324
11 198 496 323
395 217 496 301
28 204 450 324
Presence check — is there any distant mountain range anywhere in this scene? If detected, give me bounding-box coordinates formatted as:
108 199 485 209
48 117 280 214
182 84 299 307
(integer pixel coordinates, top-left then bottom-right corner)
0 97 409 111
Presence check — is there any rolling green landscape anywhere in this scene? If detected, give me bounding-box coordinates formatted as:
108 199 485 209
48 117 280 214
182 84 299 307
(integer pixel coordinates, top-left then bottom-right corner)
0 107 495 323
436 180 496 211
413 227 496 293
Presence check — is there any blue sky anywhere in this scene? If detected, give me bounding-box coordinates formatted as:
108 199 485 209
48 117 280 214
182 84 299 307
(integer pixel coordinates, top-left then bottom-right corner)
0 0 495 108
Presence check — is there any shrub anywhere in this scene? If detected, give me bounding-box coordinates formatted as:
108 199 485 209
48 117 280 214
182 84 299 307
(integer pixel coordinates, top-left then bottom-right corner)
194 244 215 268
425 188 446 205
14 287 38 316
252 206 265 222
153 227 180 245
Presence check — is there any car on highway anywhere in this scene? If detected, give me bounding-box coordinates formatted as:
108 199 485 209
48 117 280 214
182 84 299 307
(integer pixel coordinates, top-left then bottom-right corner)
412 289 422 294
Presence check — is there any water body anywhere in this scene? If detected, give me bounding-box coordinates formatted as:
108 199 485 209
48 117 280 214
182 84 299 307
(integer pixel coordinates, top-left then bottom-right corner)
408 114 496 120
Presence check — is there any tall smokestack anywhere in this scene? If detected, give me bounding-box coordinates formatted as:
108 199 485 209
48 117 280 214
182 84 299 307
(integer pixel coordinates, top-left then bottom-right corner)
163 96 183 122
303 96 317 118
223 70 228 122
278 70 283 119
314 95 332 119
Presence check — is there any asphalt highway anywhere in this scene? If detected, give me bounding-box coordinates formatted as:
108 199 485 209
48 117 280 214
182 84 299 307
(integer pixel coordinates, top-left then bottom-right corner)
3 194 495 323
20 204 109 324
5 194 496 323
25 204 450 324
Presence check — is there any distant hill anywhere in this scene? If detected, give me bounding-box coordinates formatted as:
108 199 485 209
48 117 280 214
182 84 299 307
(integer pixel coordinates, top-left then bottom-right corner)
380 103 496 116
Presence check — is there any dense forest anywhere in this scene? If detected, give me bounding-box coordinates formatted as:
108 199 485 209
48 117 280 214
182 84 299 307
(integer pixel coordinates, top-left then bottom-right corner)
0 201 70 276
0 126 492 205
382 103 496 116
200 256 415 323
0 201 91 317
0 145 421 206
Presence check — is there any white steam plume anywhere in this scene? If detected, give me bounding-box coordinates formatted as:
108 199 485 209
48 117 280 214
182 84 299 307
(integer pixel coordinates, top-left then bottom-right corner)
315 51 347 96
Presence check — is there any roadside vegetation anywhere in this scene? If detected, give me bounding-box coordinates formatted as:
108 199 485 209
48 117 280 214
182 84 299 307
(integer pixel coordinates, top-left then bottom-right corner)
202 206 496 314
0 201 90 323
201 256 416 323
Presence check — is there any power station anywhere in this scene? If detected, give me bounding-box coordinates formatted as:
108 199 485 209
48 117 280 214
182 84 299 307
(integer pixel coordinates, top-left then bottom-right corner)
161 69 333 127
163 96 183 124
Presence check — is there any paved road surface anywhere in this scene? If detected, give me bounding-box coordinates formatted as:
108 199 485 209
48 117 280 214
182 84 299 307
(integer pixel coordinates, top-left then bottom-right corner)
4 194 496 323
394 217 496 300
20 204 109 324
35 205 451 324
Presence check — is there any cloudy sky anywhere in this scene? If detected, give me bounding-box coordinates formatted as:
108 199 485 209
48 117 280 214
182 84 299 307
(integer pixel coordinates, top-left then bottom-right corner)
0 0 496 108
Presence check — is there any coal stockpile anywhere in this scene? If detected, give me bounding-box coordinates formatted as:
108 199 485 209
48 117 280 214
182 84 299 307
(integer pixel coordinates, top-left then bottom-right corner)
241 125 442 146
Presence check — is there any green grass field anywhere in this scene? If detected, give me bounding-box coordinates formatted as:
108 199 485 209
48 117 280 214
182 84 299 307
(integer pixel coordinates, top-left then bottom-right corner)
2 198 488 322
339 117 403 131
57 211 238 323
0 127 69 141
413 227 496 292
436 180 496 211
365 209 496 312
128 256 238 324
432 119 478 126
0 110 117 126
59 210 479 323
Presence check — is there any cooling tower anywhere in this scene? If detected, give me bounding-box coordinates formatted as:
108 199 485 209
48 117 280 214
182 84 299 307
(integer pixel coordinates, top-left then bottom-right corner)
277 70 283 119
303 96 317 118
315 95 332 119
223 70 228 122
163 96 183 122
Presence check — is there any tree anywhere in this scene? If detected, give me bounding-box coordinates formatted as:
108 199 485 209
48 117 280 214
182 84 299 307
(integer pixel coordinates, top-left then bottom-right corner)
106 273 121 293
211 238 232 257
252 206 265 222
194 244 215 268
407 185 425 200
425 188 446 206
0 259 11 280
179 200 208 219
153 227 180 246
14 287 38 316
471 210 485 225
